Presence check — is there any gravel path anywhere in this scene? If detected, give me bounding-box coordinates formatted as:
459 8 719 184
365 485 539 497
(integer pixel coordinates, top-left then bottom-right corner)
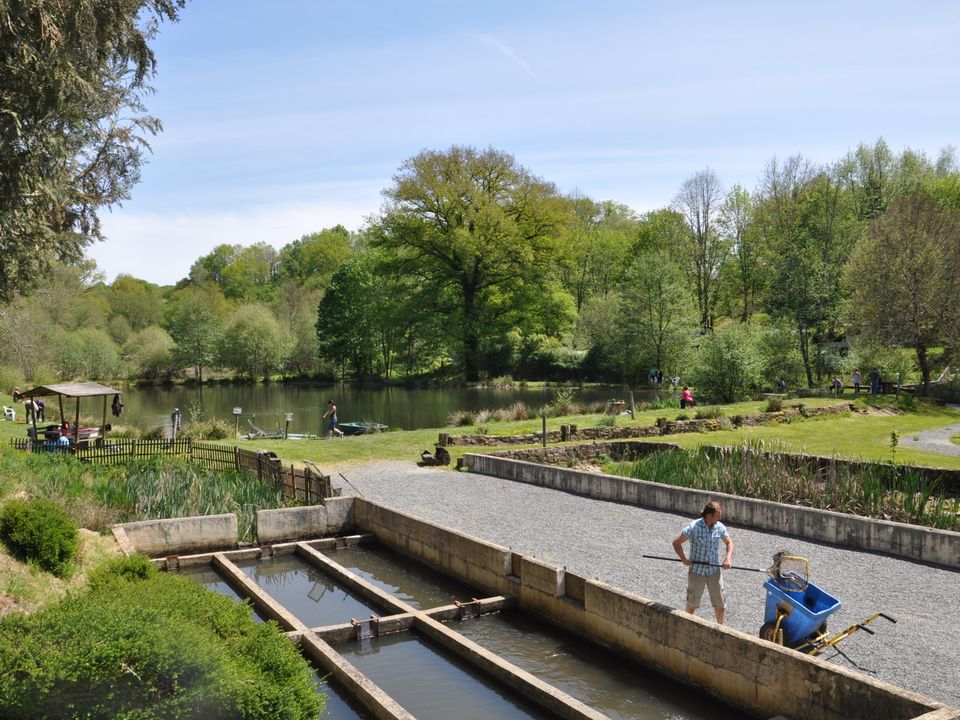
904 409 960 457
331 460 960 709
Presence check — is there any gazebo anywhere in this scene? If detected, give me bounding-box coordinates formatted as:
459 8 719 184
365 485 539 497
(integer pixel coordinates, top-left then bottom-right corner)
21 382 122 447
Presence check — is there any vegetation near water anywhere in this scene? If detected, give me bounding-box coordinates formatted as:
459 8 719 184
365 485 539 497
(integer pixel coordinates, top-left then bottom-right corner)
603 443 960 531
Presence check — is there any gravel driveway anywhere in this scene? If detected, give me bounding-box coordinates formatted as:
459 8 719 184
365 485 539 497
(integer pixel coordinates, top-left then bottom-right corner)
331 460 960 709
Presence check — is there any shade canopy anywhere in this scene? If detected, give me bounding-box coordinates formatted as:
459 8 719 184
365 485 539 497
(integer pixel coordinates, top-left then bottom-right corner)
21 382 122 399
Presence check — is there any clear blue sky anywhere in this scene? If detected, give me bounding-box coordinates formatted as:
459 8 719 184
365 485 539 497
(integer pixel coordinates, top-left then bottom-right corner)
92 0 960 285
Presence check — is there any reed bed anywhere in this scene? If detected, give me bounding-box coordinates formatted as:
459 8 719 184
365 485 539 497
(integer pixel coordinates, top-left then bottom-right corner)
2 449 285 541
602 442 959 531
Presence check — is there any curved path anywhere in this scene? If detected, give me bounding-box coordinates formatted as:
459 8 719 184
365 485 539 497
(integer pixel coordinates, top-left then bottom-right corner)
905 407 960 457
331 460 960 709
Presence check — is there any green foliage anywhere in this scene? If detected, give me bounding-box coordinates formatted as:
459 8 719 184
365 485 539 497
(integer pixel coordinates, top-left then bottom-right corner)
0 570 322 719
691 323 762 403
87 554 158 591
0 497 79 577
694 406 724 420
218 304 289 379
446 409 476 427
279 226 354 290
122 326 175 380
765 397 784 413
180 418 233 441
0 1 184 302
165 285 228 383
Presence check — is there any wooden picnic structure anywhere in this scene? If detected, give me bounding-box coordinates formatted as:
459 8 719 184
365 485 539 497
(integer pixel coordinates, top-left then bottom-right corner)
20 381 121 447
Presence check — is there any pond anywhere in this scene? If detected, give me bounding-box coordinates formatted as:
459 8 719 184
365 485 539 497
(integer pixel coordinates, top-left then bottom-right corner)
112 383 664 433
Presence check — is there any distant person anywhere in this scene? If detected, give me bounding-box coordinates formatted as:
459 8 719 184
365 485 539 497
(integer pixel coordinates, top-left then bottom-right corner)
36 398 45 422
852 369 862 395
869 367 881 395
12 387 21 402
777 377 786 393
672 500 734 624
323 399 343 438
831 377 843 396
23 398 36 422
656 368 664 384
680 386 694 409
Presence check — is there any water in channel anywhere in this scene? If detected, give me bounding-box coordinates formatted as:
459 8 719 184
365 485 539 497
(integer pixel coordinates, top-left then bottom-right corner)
320 544 479 609
336 630 555 720
235 554 383 628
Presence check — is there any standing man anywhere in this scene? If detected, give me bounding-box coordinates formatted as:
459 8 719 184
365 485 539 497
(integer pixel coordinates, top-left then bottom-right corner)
852 369 862 395
323 399 343 438
672 500 734 624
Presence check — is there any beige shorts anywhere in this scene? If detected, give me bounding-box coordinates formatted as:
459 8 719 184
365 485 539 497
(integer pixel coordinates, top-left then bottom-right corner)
686 570 725 609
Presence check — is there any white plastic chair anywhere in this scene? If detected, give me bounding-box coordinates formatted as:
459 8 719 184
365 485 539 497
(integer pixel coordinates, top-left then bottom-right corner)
2 406 14 421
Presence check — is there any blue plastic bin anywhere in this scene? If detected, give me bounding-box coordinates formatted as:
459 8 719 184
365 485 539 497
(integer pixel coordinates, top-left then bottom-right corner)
763 579 841 646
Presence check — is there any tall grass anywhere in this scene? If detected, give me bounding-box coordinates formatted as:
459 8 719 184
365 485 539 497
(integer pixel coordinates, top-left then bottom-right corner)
1 449 285 541
602 442 959 531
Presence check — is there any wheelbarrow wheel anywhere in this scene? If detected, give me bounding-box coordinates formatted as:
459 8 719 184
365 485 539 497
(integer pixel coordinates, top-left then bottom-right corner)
759 621 781 643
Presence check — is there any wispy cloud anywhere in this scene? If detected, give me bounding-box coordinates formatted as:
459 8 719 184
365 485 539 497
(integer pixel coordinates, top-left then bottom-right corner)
471 34 538 80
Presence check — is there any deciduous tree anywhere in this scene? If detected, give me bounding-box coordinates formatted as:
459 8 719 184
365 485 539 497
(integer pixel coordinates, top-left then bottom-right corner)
0 0 183 302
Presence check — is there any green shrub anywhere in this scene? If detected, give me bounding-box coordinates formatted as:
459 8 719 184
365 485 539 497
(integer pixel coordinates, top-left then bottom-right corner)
181 417 233 440
694 406 724 420
447 409 476 427
0 571 322 719
675 413 690 421
595 415 617 427
143 424 168 440
494 401 528 422
107 423 142 439
731 414 744 426
0 498 79 577
87 554 157 591
765 396 783 413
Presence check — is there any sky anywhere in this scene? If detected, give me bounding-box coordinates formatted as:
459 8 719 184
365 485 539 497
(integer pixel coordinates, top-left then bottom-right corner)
92 0 960 285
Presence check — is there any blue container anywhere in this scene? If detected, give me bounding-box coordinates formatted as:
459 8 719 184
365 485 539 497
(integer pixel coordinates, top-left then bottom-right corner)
763 579 841 646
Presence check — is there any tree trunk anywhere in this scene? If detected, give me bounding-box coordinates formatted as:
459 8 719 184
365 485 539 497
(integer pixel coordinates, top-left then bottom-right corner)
916 345 930 388
462 283 480 381
798 327 813 388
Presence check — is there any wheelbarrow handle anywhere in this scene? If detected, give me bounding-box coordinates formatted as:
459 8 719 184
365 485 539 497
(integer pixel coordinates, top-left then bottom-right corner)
856 624 876 635
879 613 897 623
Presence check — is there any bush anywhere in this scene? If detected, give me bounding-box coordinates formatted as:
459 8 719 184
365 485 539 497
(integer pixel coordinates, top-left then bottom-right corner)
87 554 157 591
495 401 528 422
675 413 690 421
694 406 724 420
446 409 476 427
181 417 233 440
595 415 617 427
107 423 142 439
0 570 322 719
765 397 783 413
0 498 79 577
691 323 762 403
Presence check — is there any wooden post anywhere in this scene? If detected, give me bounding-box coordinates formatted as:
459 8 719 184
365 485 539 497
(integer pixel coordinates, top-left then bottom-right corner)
541 414 547 448
234 446 241 471
438 433 449 447
101 395 108 438
629 390 635 418
560 424 569 442
74 398 80 445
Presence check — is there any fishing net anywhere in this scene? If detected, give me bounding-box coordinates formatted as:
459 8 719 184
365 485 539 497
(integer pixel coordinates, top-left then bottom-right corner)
767 551 809 592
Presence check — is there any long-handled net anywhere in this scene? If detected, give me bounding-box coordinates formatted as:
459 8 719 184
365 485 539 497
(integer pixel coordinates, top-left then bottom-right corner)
767 551 809 592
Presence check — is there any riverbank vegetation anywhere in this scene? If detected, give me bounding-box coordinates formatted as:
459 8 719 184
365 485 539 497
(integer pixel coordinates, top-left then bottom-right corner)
2 141 959 403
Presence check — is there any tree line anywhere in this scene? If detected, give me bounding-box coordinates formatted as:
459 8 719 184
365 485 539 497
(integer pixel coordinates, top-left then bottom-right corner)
2 4 958 397
2 140 959 399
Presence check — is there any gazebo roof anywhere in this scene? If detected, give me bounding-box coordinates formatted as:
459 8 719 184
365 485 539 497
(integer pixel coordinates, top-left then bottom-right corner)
21 382 122 399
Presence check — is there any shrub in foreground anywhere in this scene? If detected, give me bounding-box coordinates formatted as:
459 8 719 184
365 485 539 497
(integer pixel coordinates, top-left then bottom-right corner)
0 560 322 719
0 498 79 577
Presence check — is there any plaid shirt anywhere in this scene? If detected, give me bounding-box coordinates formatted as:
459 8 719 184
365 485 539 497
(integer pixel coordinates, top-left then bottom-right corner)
682 517 728 576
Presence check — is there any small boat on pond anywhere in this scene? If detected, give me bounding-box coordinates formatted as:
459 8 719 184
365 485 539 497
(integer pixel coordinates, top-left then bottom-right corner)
338 421 389 436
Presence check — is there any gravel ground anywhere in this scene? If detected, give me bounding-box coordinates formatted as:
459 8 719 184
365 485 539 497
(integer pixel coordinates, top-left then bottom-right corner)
905 416 960 457
331 460 960 709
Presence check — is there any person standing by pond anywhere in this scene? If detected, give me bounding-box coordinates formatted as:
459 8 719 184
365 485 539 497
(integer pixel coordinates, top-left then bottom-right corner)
852 369 862 395
680 386 694 409
672 500 734 624
323 400 343 438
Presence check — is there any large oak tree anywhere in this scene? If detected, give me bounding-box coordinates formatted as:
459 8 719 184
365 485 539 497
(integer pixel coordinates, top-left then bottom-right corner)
372 146 570 380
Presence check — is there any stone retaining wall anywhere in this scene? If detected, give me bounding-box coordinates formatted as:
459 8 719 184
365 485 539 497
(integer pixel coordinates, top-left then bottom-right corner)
441 403 854 446
463 453 960 569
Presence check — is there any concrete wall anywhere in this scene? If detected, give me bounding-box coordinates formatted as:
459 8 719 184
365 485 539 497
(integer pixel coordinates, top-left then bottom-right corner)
344 497 952 720
115 513 237 556
464 454 960 569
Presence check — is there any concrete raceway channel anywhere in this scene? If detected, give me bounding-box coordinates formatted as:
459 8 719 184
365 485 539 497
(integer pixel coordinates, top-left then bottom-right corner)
330 459 960 710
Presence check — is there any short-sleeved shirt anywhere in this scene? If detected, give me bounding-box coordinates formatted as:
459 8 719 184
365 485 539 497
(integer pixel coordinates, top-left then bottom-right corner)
681 517 728 576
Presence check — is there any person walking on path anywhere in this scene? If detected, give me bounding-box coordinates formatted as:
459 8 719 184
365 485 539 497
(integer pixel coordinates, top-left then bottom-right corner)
680 386 694 409
852 369 862 395
323 399 343 438
672 500 734 624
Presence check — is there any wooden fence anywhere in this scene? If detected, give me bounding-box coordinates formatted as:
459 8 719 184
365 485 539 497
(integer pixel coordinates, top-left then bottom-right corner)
9 438 335 503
